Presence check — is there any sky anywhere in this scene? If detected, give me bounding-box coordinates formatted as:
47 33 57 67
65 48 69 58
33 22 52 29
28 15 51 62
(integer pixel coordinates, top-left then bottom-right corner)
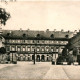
0 1 80 31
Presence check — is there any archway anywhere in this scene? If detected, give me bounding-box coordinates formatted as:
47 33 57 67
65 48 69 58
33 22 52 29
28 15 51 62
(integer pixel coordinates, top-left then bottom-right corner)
32 55 34 61
36 55 40 62
41 55 45 61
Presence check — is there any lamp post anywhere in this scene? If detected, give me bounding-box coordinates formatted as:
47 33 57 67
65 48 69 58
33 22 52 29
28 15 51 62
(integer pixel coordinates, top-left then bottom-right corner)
34 49 35 64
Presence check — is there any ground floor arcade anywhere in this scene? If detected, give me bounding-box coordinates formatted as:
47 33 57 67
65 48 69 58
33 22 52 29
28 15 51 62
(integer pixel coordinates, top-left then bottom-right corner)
15 53 59 62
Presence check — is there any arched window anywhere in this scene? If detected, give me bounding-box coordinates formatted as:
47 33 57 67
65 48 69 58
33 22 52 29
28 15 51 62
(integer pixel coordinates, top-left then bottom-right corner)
50 34 54 38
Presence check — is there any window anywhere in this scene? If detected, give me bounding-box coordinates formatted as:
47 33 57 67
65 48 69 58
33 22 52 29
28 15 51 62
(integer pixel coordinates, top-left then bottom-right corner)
65 41 68 44
7 39 9 43
50 34 54 38
33 40 35 43
32 47 35 51
27 47 30 51
29 40 32 43
51 41 54 44
46 40 49 44
56 49 58 52
27 40 30 43
23 33 26 37
6 46 10 51
7 33 10 36
51 48 54 52
37 47 40 51
46 47 49 52
12 46 15 51
54 47 56 52
56 41 58 44
37 40 39 43
23 46 26 51
9 39 12 43
42 40 44 43
12 40 15 43
25 40 28 43
17 40 20 43
17 47 21 51
41 47 44 51
37 34 40 38
22 40 25 43
65 35 69 38
61 41 63 44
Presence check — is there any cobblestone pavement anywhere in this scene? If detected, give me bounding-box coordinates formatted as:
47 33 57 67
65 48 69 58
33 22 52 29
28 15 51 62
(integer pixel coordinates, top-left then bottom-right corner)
0 62 80 79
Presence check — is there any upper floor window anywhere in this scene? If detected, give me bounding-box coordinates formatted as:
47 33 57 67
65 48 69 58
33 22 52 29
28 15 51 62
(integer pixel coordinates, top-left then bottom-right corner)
22 40 25 43
12 40 15 43
32 47 35 52
25 40 28 43
6 39 9 43
46 40 49 44
42 40 44 43
33 40 35 43
12 46 15 51
27 47 30 51
41 47 44 51
17 40 20 43
51 48 54 52
17 46 21 51
56 41 58 44
6 46 10 51
37 40 39 43
46 47 49 52
37 47 40 51
23 47 26 51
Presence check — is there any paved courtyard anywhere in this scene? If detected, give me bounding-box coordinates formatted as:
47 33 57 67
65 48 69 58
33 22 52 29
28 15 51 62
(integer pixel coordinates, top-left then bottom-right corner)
0 62 80 79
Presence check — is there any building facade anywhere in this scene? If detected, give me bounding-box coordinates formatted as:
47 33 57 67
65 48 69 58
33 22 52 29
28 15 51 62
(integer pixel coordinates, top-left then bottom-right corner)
1 29 74 62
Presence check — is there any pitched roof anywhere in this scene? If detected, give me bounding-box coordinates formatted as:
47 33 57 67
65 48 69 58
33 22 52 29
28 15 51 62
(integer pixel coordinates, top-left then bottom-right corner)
1 30 74 40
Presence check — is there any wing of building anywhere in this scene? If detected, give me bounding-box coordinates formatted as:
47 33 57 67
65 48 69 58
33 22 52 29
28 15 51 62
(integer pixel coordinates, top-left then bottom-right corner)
0 29 74 62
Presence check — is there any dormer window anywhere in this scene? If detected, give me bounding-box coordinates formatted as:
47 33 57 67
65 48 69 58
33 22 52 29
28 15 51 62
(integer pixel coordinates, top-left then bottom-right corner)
65 35 69 38
7 33 10 36
37 34 40 37
23 33 26 37
50 34 54 38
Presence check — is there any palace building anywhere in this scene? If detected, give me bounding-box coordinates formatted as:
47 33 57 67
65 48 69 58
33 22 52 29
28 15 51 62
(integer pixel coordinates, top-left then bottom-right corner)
0 29 74 62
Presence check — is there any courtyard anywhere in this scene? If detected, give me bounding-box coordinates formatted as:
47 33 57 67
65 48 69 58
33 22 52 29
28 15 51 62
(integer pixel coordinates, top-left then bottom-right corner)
0 62 79 79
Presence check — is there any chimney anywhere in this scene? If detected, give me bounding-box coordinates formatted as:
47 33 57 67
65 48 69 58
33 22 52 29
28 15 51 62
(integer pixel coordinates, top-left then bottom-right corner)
68 30 70 33
54 29 56 32
46 29 49 32
73 30 77 35
20 28 22 31
10 30 12 33
61 29 64 32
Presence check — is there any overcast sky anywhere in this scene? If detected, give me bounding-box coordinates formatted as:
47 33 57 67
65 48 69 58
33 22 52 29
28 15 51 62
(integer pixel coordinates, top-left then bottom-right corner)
0 1 80 31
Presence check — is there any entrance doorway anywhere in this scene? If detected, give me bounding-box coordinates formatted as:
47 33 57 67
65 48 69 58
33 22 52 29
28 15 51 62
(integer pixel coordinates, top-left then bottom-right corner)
36 55 40 62
32 55 34 61
41 55 45 61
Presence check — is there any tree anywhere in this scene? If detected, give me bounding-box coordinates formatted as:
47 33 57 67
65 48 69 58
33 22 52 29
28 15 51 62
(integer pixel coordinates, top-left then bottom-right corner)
62 48 68 57
0 47 6 61
0 47 6 54
0 8 11 25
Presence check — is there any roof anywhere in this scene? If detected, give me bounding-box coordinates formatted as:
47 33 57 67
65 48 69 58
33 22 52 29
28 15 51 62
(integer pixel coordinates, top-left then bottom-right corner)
1 30 74 40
